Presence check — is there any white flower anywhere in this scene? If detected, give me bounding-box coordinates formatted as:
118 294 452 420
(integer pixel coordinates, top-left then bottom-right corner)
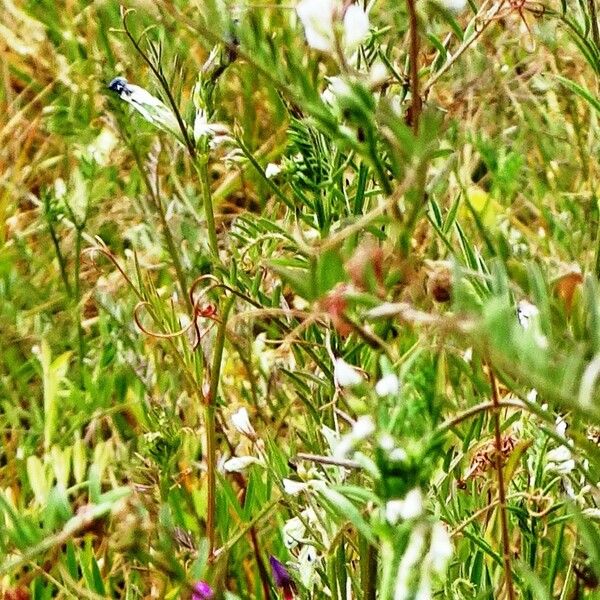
297 544 319 588
555 415 568 438
296 0 336 52
438 0 467 11
368 61 388 87
54 178 67 200
342 4 370 50
333 415 375 459
517 299 539 329
527 388 538 403
546 445 575 474
462 347 473 363
385 488 424 524
231 407 256 439
333 357 363 387
375 374 400 397
428 522 453 574
296 0 369 54
379 433 395 451
108 77 181 138
283 516 306 548
353 415 376 439
282 478 308 496
265 163 282 178
223 456 260 472
193 108 232 148
394 524 427 600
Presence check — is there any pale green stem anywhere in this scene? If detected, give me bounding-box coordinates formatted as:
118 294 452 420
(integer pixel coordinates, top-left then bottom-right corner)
206 296 234 557
195 155 220 260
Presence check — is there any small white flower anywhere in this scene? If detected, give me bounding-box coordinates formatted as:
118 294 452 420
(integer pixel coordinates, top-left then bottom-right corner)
223 456 260 472
342 4 370 50
328 76 353 100
555 415 568 438
296 0 369 54
333 415 375 459
231 407 256 439
54 178 67 200
297 544 319 588
353 415 376 439
368 61 388 87
462 347 473 363
394 524 427 600
428 522 453 574
379 433 395 451
390 447 408 461
283 515 306 548
333 357 363 387
282 478 308 496
517 300 539 329
375 374 400 397
385 488 424 524
321 85 336 106
265 163 282 179
438 0 467 11
193 108 232 148
547 445 575 474
108 77 181 139
527 388 538 403
296 0 336 52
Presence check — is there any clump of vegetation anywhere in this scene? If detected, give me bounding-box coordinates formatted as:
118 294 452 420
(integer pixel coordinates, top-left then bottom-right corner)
1 0 599 598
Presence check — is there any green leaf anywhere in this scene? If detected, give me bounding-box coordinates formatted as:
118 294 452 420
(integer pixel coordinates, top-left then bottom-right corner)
555 75 600 113
316 486 375 544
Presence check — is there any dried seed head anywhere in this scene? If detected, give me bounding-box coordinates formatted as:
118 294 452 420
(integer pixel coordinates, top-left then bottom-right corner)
425 260 453 303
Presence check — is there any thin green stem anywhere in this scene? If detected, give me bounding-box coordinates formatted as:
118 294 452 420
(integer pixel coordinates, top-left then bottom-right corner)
129 143 191 312
46 213 72 298
74 229 85 383
196 156 220 261
206 296 234 558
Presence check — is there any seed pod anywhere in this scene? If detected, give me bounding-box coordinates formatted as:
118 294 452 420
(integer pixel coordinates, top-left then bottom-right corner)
425 260 452 303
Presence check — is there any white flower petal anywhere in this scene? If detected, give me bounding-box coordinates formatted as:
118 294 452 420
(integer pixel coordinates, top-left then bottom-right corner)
352 415 375 439
231 407 256 438
375 374 400 397
429 522 453 574
342 4 369 51
439 0 467 11
223 456 260 472
385 488 423 523
282 478 308 496
296 0 336 52
334 357 363 387
283 515 305 548
265 163 282 178
297 544 319 588
517 300 539 329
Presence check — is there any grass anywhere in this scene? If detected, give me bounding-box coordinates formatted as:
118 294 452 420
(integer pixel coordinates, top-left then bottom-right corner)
1 0 600 598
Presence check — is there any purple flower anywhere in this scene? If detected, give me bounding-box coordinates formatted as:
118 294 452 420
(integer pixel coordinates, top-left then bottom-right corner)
192 581 214 600
269 556 296 599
